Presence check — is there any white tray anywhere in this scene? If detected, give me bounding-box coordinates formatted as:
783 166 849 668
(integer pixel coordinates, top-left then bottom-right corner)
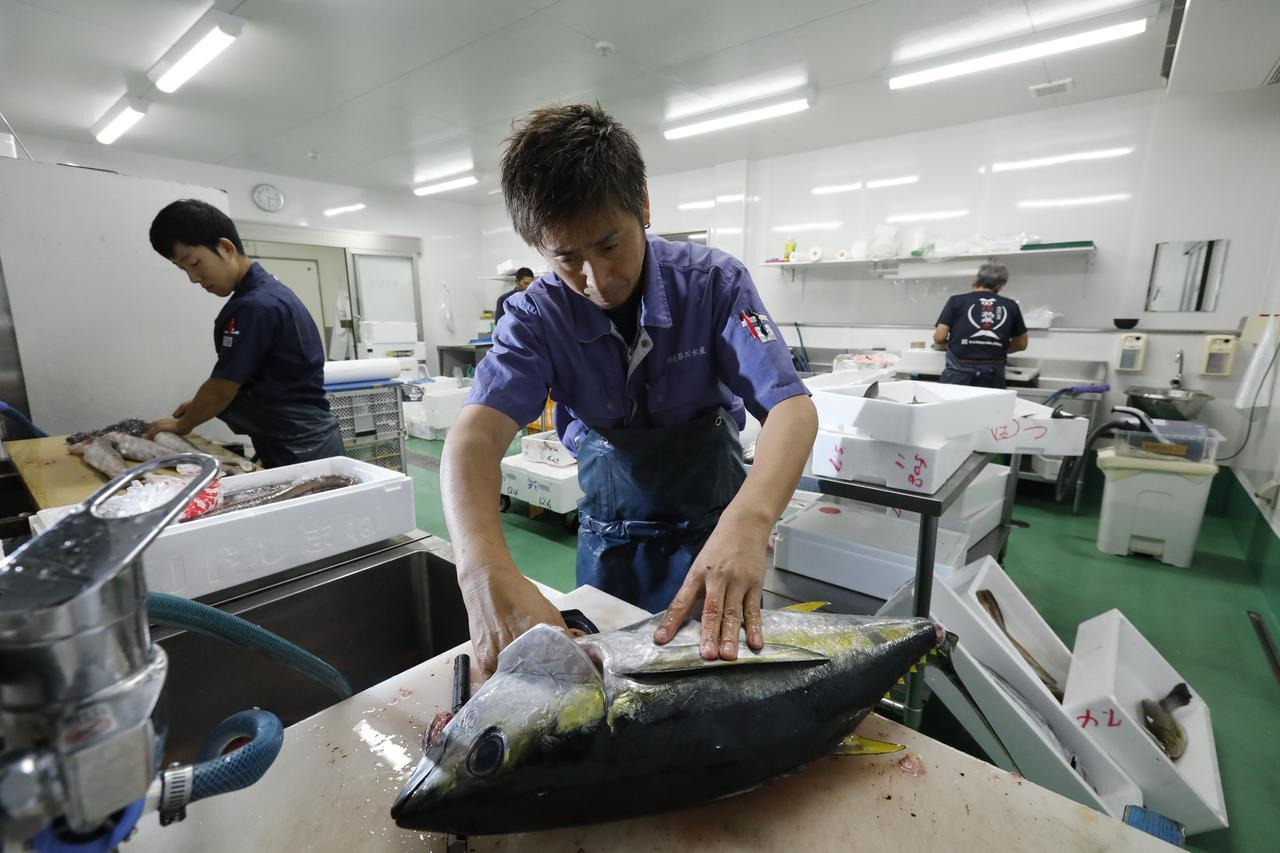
812 379 1015 444
1063 609 1227 834
31 457 415 600
500 454 582 514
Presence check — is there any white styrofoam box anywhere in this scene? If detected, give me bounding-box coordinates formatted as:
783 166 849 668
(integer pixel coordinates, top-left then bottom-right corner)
811 428 976 494
500 454 582 514
802 369 897 393
773 497 969 600
812 380 1015 444
1064 610 1226 834
939 498 1003 552
1031 454 1064 479
358 320 419 343
520 431 574 467
1096 448 1215 569
928 558 1143 819
896 348 945 375
30 458 414 600
976 397 1089 456
947 463 1010 518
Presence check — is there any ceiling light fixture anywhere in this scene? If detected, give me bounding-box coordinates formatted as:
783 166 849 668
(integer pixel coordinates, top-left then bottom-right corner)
146 10 244 94
92 97 149 145
664 89 816 140
992 146 1134 172
812 183 862 195
770 221 842 233
715 194 746 203
1017 193 1130 208
413 175 479 196
323 203 366 217
888 16 1150 90
686 232 709 240
885 210 969 223
866 175 920 189
678 200 716 210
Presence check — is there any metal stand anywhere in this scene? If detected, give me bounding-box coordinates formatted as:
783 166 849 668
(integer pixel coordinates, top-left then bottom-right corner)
816 452 991 729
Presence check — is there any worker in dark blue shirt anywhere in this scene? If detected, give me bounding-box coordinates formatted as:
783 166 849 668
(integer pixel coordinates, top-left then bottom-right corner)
493 267 534 325
933 263 1029 389
144 199 344 468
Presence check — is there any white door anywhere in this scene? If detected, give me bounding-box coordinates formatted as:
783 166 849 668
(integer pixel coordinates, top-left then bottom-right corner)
352 254 419 354
251 257 328 357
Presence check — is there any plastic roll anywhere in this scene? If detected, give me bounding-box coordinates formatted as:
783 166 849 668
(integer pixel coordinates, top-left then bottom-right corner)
807 246 823 262
323 358 401 385
836 249 848 261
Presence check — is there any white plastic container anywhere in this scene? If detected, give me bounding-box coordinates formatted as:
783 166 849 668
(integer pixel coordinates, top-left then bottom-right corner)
896 348 945 375
811 428 976 494
975 397 1089 456
404 378 471 439
812 380 1016 443
31 458 414 600
359 320 419 343
947 463 1010 517
520 431 574 467
500 454 582 513
1096 448 1216 568
933 558 1144 820
1031 454 1064 479
939 498 1003 552
772 498 969 600
1064 609 1226 834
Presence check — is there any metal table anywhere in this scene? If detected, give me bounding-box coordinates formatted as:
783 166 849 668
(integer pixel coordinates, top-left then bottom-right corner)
815 452 992 729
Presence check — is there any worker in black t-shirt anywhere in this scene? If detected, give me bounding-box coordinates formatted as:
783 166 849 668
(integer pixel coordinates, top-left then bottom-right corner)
932 263 1028 389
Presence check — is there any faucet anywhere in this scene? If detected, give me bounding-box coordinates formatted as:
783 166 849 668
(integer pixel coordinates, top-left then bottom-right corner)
1171 349 1184 389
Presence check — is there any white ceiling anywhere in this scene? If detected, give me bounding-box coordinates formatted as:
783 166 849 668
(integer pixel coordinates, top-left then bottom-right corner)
0 0 1185 203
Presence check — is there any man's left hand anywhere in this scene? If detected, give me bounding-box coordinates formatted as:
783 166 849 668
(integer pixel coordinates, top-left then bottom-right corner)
653 518 768 661
144 418 185 440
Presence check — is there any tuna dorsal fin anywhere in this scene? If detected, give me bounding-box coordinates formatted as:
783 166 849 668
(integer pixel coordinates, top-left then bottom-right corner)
616 643 829 677
778 601 831 613
832 734 906 757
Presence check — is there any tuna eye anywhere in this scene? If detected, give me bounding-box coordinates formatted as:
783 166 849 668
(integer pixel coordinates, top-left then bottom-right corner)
467 729 506 777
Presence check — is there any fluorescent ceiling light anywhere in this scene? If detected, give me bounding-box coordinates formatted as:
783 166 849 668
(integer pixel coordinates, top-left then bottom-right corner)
771 221 842 233
92 97 148 145
686 232 709 240
323 203 366 217
886 210 969 223
487 188 502 195
664 90 815 140
1018 193 1130 208
146 10 244 94
888 18 1148 90
991 147 1134 172
413 175 479 196
866 175 920 189
812 183 862 195
666 72 808 121
715 194 746 203
678 200 716 210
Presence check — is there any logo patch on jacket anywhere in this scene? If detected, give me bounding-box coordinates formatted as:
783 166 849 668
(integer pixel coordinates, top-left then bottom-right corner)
739 310 776 343
222 316 239 348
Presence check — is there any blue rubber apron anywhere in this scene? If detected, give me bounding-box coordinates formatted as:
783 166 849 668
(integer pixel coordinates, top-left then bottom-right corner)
575 409 747 613
940 350 1007 389
219 393 345 469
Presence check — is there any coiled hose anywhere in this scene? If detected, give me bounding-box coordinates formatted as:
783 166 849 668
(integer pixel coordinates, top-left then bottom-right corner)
190 709 284 802
147 592 352 699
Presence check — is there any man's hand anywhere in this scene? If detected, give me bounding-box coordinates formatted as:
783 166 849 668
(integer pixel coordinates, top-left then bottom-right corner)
653 517 768 661
460 564 569 676
144 417 186 439
172 400 192 419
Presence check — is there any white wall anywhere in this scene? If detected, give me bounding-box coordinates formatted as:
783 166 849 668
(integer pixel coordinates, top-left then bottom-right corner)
15 134 483 361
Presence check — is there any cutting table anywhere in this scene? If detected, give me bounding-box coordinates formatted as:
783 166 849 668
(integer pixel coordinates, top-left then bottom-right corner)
122 585 1171 852
2 434 242 510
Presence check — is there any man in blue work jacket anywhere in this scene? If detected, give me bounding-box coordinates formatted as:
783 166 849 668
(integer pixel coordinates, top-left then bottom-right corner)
144 199 344 468
442 104 818 674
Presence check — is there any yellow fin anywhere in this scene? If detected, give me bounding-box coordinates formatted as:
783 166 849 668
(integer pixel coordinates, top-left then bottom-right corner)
778 601 830 613
832 734 906 757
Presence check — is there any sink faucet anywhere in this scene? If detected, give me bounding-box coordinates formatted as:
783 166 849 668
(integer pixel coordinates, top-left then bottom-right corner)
1171 349 1184 389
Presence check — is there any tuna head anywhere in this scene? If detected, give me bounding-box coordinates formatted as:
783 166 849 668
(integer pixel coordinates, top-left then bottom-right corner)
391 625 606 833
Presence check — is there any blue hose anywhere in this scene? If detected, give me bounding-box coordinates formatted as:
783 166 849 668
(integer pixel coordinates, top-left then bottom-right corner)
0 401 47 438
147 592 352 699
190 710 284 802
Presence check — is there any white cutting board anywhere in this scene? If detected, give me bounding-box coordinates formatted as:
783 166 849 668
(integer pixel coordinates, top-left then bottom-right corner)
123 586 1169 852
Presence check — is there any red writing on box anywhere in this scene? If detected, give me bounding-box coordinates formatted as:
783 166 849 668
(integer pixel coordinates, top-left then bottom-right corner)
1076 707 1123 729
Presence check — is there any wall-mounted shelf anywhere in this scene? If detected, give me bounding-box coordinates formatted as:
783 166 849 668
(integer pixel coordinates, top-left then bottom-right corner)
764 243 1096 282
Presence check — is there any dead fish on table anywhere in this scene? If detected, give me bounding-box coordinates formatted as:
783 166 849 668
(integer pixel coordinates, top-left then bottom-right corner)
193 474 357 519
104 432 174 463
64 417 148 445
976 589 1064 701
68 436 127 478
152 431 254 475
391 610 942 835
1141 682 1192 760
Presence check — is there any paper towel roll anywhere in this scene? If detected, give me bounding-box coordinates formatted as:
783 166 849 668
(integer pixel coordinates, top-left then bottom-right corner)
1235 315 1279 411
324 358 402 386
807 246 823 262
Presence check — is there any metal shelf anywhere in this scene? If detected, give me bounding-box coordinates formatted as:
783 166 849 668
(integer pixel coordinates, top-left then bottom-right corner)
765 244 1096 282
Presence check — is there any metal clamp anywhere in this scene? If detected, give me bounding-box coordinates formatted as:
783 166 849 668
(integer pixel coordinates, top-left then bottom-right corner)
157 764 194 826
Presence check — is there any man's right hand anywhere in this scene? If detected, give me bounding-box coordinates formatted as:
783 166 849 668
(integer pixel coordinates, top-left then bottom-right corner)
172 400 192 418
459 565 568 676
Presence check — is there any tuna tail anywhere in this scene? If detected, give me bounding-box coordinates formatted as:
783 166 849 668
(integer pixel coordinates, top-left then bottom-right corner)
831 733 904 757
1159 682 1192 713
779 601 830 613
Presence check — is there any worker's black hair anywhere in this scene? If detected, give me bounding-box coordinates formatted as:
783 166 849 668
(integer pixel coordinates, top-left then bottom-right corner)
975 262 1009 291
149 198 245 259
514 267 534 279
500 103 646 249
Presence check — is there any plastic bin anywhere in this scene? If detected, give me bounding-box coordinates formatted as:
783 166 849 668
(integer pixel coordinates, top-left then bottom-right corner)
1114 421 1223 464
1096 448 1216 568
500 454 582 514
327 384 402 443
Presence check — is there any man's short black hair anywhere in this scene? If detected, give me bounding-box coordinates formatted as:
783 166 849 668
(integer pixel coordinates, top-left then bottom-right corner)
500 103 646 249
149 198 245 259
514 267 534 279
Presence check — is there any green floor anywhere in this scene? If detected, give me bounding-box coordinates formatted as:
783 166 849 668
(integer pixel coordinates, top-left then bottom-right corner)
406 438 1279 851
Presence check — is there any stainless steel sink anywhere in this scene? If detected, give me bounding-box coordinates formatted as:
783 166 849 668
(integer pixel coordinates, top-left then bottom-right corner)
154 532 468 763
1125 386 1214 420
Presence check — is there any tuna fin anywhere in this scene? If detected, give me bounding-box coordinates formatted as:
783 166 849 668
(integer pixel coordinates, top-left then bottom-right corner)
832 734 905 757
617 643 829 677
778 601 830 613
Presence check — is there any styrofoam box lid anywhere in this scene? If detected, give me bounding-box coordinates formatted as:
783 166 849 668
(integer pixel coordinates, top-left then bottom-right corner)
501 453 579 479
803 370 897 391
823 379 1011 408
819 425 971 453
779 498 968 567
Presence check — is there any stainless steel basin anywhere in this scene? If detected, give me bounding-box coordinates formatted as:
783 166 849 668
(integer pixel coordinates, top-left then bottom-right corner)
1125 386 1214 420
154 533 468 763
